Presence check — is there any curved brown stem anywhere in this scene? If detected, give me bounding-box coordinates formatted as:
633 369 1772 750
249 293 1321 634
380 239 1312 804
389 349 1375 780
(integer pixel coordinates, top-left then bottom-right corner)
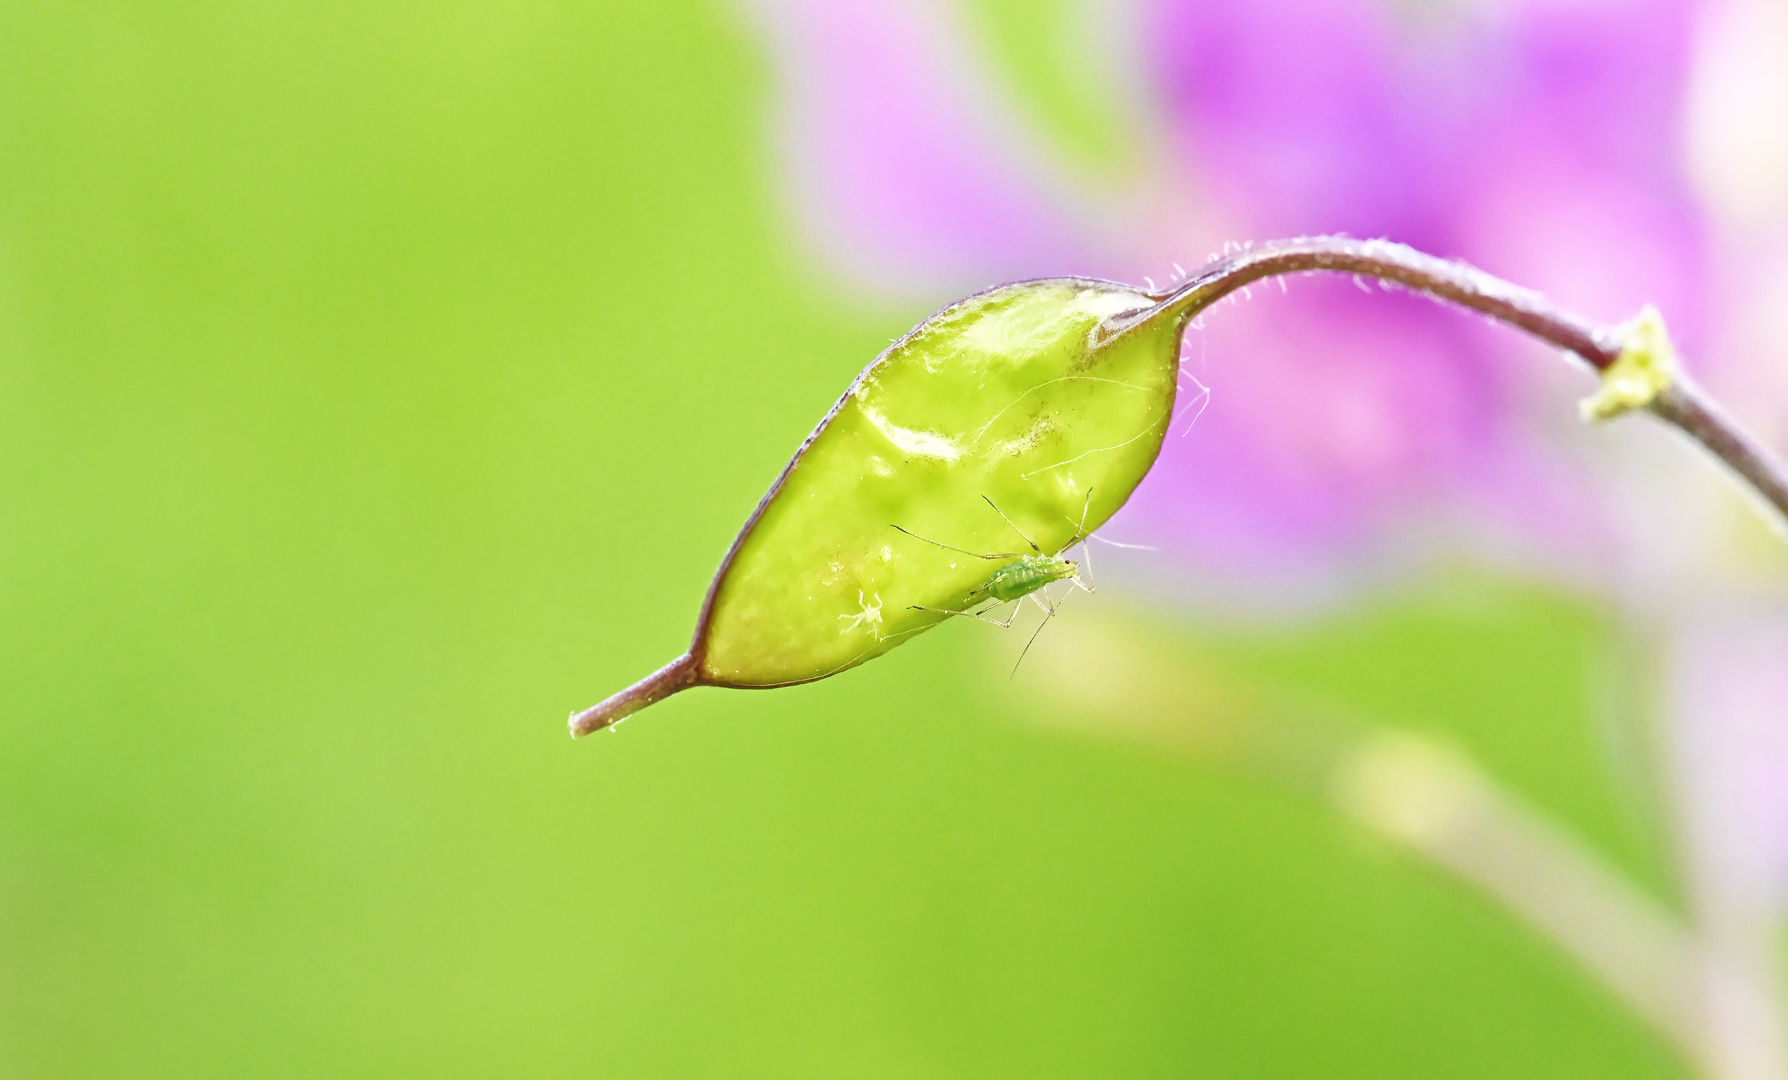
1650 377 1788 529
1135 237 1788 529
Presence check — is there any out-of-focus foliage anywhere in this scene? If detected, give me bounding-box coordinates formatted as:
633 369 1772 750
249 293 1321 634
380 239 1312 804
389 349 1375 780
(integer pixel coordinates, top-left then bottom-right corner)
0 3 1687 1078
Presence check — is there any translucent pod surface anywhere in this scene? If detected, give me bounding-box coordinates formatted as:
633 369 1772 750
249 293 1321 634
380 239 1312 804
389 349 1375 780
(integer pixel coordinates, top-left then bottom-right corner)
572 278 1195 735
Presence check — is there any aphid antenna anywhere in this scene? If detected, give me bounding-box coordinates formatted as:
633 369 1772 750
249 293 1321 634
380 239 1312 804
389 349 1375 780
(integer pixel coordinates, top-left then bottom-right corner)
980 495 1042 553
1051 491 1097 591
1057 488 1096 547
889 523 1022 561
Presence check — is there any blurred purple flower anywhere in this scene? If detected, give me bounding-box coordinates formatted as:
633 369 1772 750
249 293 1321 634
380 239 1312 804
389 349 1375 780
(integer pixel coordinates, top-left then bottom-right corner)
747 0 1707 593
744 0 1788 1066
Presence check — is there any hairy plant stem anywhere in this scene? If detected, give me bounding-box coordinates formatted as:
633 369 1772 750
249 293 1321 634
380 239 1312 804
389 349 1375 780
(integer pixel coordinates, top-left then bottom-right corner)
1145 236 1788 530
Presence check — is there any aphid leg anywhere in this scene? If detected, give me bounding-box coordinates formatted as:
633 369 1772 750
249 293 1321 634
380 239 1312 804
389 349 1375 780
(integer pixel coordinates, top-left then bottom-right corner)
970 601 1022 627
908 601 1020 629
1011 586 1072 677
1061 489 1095 548
980 496 1043 553
1053 490 1097 594
889 524 1023 560
1072 537 1097 594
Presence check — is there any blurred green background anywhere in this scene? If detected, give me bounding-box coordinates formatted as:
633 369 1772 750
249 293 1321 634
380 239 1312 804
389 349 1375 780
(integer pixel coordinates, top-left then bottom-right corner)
0 2 1684 1076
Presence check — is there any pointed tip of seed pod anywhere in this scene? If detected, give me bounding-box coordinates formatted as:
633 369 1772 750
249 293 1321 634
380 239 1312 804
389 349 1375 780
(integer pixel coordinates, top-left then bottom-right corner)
569 652 702 738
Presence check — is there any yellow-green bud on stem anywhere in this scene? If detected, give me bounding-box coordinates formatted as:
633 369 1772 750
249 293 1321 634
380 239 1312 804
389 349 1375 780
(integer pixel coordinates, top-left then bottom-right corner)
1580 306 1677 422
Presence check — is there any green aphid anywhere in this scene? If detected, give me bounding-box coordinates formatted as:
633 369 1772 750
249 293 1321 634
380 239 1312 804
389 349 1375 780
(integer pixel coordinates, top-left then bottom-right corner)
893 493 1094 629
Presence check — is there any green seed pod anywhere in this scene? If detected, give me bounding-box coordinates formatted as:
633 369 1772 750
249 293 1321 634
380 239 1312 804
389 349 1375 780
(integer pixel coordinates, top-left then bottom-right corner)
572 278 1199 736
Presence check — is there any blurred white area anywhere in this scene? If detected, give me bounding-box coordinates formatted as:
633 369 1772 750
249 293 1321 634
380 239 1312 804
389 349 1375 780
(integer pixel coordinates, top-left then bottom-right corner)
1687 0 1788 229
1688 0 1788 462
